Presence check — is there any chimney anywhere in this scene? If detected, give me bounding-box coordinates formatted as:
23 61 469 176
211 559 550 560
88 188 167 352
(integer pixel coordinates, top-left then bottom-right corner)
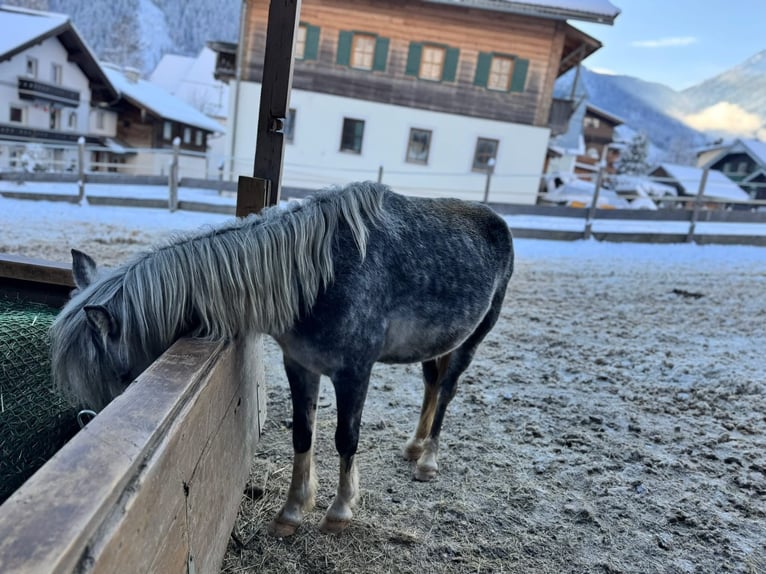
124 67 141 83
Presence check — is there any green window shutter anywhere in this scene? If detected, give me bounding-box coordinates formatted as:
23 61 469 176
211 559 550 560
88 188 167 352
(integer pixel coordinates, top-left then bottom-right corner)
442 47 460 82
510 57 529 92
336 31 353 66
304 25 320 60
474 52 492 86
405 42 422 76
373 36 389 71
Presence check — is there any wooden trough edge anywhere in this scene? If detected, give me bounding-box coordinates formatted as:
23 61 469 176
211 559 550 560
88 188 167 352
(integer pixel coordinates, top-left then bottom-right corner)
0 257 267 573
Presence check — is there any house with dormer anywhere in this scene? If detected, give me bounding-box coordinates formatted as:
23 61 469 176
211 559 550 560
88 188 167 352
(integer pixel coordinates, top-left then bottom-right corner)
0 5 118 171
212 0 619 204
0 5 225 179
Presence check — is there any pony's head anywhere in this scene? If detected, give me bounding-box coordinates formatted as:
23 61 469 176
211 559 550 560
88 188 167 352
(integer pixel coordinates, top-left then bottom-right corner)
50 251 154 411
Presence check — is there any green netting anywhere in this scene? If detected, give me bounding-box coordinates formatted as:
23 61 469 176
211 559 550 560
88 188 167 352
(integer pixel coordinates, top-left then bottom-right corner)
0 296 80 505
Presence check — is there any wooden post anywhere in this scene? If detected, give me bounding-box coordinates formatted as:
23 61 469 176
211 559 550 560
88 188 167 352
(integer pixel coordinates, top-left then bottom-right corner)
686 167 709 243
236 0 301 217
169 137 180 212
76 136 85 204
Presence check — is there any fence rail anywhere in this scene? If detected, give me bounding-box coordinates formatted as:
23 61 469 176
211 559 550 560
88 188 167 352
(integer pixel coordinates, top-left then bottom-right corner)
1 138 765 244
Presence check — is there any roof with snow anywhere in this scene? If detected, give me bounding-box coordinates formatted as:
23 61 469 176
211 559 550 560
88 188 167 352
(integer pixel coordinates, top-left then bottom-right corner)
0 5 117 103
149 48 229 119
732 139 766 166
103 65 224 133
423 0 620 24
652 163 749 202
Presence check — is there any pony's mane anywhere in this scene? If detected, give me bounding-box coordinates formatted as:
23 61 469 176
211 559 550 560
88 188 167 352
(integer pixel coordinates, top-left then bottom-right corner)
58 181 388 358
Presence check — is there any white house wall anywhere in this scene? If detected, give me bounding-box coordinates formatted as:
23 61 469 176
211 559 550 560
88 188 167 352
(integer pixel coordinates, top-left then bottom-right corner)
228 82 549 205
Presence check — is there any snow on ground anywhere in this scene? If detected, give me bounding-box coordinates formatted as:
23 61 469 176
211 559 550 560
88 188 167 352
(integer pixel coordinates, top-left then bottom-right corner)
2 189 766 573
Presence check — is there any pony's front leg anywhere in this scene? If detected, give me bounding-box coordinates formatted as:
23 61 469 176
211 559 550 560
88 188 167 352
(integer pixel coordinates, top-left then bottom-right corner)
269 358 320 537
319 367 371 534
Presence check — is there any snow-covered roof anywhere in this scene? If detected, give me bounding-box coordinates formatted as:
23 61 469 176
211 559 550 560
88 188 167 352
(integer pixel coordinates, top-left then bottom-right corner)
655 163 749 202
103 65 224 133
0 5 117 102
0 5 68 60
423 0 620 24
737 139 766 166
149 48 229 119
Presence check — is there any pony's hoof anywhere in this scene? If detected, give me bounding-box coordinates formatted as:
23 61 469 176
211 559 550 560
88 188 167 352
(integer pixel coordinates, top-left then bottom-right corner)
319 515 351 535
414 464 438 482
267 517 300 538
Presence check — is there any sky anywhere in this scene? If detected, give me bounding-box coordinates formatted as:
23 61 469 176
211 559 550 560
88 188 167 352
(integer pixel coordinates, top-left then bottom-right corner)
576 0 766 91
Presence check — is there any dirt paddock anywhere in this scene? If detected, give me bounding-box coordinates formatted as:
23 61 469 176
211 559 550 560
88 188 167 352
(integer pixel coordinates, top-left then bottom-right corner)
1 202 764 574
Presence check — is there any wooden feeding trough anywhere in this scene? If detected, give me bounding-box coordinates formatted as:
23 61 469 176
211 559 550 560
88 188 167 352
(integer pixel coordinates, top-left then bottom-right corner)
0 254 266 573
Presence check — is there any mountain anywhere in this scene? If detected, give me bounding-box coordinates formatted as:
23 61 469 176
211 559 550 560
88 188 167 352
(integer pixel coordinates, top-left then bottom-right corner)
556 50 766 160
555 67 707 161
5 0 240 73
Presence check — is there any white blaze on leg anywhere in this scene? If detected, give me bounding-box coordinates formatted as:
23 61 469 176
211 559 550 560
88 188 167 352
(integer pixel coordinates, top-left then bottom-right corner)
415 437 439 482
320 456 359 534
269 449 317 537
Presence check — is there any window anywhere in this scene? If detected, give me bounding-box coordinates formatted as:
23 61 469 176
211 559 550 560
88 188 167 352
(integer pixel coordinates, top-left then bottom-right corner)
406 128 432 164
67 111 77 130
340 118 364 153
9 106 24 124
183 127 192 144
420 46 445 81
295 25 307 59
474 53 529 92
405 43 459 82
336 31 389 71
295 23 320 60
195 130 203 147
472 138 499 171
584 116 601 129
487 56 513 91
51 63 63 85
96 110 105 130
163 121 172 140
350 33 376 70
49 109 61 130
26 57 37 78
285 108 296 142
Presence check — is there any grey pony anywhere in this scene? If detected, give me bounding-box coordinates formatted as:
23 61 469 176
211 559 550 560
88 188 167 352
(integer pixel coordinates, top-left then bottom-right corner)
50 181 514 535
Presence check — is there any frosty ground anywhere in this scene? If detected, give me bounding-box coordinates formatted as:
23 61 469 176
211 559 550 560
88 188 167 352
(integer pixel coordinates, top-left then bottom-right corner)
1 195 764 573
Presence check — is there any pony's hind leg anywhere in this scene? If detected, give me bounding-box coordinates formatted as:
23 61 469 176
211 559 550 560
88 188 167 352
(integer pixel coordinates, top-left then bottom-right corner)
269 357 321 537
403 355 450 461
319 366 373 534
414 292 506 482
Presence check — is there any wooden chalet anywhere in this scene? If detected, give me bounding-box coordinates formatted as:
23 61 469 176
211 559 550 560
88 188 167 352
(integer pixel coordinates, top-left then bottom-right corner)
699 138 766 201
214 0 619 204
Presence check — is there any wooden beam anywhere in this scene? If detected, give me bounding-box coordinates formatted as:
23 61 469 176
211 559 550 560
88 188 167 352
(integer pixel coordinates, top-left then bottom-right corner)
238 0 301 216
0 336 265 573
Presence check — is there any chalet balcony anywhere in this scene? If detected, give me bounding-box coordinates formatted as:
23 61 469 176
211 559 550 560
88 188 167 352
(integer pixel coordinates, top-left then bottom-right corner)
18 77 80 108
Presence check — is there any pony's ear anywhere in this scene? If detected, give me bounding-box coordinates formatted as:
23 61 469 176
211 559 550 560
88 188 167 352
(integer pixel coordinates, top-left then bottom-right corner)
83 305 119 340
72 249 98 290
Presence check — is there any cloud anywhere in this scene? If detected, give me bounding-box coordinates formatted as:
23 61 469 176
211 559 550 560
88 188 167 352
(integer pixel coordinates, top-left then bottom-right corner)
590 67 616 76
681 102 765 137
631 36 698 48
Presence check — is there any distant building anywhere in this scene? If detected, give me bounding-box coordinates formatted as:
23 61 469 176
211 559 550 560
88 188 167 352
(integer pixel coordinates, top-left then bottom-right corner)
649 163 749 208
0 5 118 172
149 47 229 170
0 5 225 179
102 64 224 178
212 0 619 204
547 101 624 179
698 138 766 202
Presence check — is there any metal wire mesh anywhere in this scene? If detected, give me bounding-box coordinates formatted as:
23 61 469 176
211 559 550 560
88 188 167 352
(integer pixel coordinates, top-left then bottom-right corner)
0 296 79 505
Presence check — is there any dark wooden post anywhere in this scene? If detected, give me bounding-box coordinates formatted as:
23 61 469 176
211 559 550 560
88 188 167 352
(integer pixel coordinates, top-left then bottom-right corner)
236 0 301 218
